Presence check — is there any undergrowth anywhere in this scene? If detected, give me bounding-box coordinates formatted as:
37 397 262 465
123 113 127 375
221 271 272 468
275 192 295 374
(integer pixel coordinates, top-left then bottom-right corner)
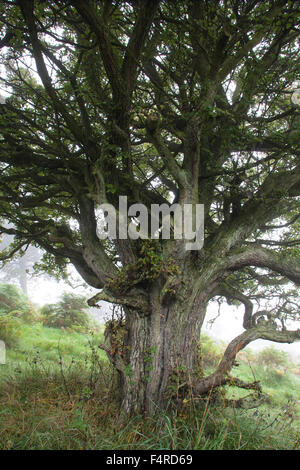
0 324 299 450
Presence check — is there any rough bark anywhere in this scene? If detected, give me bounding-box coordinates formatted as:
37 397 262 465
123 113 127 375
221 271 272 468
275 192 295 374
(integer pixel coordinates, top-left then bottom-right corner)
98 274 210 416
97 269 300 416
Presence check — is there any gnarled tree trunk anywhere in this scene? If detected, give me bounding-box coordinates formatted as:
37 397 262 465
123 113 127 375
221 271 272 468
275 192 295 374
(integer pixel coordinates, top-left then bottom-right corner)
94 262 214 416
122 288 208 415
91 243 300 416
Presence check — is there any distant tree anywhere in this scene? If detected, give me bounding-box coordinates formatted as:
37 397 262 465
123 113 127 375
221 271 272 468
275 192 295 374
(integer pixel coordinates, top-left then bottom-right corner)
0 233 41 295
41 292 90 329
257 346 291 370
0 1 300 415
0 283 37 345
0 223 52 296
0 282 30 315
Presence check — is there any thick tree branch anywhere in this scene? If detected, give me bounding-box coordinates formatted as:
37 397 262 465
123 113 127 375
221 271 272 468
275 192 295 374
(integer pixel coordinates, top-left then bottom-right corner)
121 0 160 95
146 115 187 188
216 283 254 329
194 325 300 395
227 245 300 285
18 0 89 145
88 288 150 314
70 0 125 104
217 0 289 82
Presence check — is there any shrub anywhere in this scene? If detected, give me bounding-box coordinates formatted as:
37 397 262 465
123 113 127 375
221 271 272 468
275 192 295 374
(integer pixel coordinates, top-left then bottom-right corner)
0 312 22 347
200 334 223 370
0 283 28 314
256 346 291 371
0 283 39 346
0 283 39 323
41 292 90 330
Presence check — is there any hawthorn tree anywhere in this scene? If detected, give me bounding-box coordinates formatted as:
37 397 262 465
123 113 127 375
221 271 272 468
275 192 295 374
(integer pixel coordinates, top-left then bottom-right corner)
0 0 300 415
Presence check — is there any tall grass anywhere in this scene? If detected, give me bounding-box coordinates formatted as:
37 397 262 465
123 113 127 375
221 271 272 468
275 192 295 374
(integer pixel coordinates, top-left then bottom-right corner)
0 322 299 450
0 364 299 450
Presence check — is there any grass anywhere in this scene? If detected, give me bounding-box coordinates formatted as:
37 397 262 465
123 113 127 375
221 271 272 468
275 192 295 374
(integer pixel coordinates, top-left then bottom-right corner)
231 359 300 411
2 322 106 371
0 322 299 450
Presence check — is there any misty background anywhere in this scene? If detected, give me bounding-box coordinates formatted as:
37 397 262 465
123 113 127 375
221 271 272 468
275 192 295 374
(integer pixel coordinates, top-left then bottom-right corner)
1 230 299 362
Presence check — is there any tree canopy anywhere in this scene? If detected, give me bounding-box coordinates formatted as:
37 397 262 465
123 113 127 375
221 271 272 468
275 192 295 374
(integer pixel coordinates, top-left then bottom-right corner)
0 0 300 414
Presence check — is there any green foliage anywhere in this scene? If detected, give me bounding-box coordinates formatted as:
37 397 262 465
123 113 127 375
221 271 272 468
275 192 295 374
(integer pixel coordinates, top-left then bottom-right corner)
33 252 69 282
200 334 224 371
0 313 21 348
257 346 291 370
40 292 90 330
109 240 181 293
0 283 31 316
0 283 39 346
